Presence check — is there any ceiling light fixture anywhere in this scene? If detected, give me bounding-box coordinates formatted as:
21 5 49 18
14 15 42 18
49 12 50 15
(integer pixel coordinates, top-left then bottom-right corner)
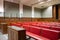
47 0 51 2
38 0 42 2
39 2 44 4
39 0 51 4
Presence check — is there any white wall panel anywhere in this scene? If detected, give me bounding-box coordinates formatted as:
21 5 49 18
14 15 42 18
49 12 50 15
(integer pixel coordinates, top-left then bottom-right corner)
0 0 4 17
34 8 41 18
41 6 52 18
19 3 23 18
32 6 34 18
0 0 4 12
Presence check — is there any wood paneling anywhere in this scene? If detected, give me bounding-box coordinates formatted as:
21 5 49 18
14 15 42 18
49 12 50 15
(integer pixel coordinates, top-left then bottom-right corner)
52 5 56 19
0 5 60 23
20 18 32 22
0 23 8 34
58 4 60 20
0 17 59 24
0 17 20 26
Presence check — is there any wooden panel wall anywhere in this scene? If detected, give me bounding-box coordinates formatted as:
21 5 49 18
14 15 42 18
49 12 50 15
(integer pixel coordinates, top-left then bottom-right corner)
0 17 20 25
0 4 60 24
52 5 56 19
58 4 60 22
19 4 60 22
0 17 57 23
58 4 60 20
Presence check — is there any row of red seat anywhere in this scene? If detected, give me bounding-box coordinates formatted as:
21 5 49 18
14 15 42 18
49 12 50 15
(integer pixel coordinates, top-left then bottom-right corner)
29 27 60 40
10 22 60 31
10 22 60 40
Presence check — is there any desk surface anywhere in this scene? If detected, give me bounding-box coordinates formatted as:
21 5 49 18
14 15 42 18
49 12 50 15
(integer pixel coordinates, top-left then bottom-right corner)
8 26 25 31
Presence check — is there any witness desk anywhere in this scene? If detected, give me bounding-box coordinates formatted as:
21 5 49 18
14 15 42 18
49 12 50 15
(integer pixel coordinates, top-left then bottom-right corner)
8 26 26 40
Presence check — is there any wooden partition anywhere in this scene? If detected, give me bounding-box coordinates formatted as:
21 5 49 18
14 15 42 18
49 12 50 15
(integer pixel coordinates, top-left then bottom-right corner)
58 4 60 20
0 17 59 24
0 23 8 34
8 26 26 40
52 5 56 19
0 5 60 23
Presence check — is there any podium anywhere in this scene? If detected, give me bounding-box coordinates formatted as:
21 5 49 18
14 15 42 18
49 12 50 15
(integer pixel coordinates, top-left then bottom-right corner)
8 26 26 40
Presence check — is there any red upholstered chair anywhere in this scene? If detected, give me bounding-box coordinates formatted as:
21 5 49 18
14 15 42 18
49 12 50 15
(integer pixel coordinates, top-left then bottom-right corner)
10 22 17 26
41 28 60 40
17 22 22 26
10 22 22 27
39 25 51 29
23 22 31 25
22 25 30 32
31 22 38 26
51 26 60 31
15 24 22 27
30 26 42 36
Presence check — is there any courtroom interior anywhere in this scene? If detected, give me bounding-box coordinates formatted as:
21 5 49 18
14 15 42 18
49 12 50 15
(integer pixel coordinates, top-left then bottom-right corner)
0 0 60 40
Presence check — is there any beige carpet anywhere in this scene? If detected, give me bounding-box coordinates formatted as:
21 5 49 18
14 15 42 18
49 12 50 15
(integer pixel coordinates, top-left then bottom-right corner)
0 32 35 40
0 32 8 40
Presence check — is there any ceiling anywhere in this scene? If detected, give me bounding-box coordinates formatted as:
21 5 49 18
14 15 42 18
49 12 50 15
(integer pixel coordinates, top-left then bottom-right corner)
20 0 60 9
5 0 60 9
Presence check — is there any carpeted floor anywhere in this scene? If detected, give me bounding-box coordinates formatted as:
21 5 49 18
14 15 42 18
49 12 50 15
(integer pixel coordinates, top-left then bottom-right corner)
0 32 35 40
0 32 8 40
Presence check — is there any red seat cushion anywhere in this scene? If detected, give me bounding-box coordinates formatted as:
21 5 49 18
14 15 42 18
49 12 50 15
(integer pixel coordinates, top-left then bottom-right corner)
41 28 60 40
30 26 41 36
39 25 51 29
26 31 50 40
10 23 17 26
23 25 30 32
51 26 60 31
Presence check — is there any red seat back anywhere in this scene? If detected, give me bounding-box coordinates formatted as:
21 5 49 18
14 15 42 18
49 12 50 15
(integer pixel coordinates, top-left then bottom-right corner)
41 28 60 40
30 26 41 36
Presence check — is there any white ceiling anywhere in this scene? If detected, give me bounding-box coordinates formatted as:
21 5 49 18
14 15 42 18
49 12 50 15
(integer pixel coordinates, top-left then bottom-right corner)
5 0 60 9
20 0 60 9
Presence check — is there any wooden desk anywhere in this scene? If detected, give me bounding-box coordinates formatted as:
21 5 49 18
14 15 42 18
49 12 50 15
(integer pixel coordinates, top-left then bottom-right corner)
0 23 8 34
8 26 26 40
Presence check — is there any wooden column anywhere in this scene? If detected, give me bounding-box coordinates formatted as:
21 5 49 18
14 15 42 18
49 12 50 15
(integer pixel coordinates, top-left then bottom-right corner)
8 26 26 40
52 5 56 19
58 4 60 20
